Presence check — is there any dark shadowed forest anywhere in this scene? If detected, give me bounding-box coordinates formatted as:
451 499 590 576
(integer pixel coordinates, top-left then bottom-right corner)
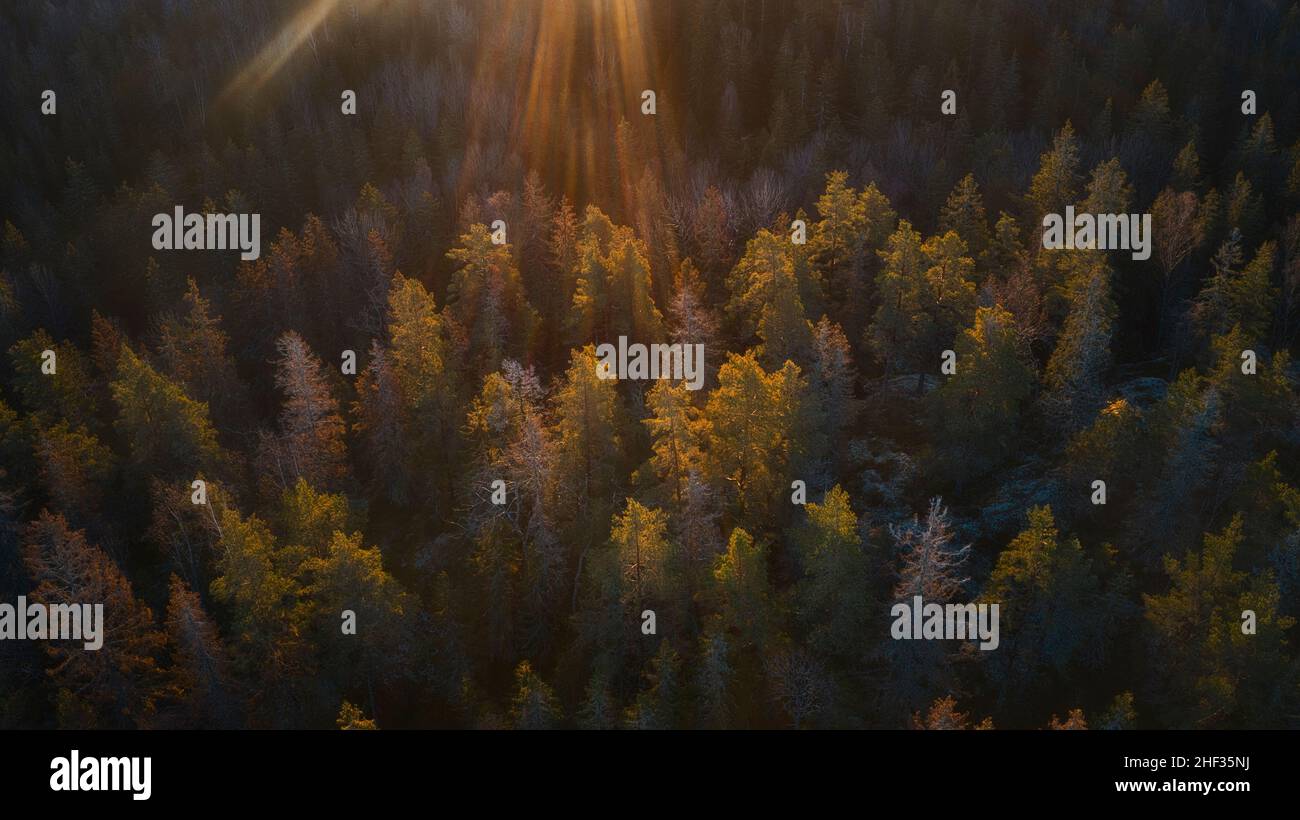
2 0 1300 730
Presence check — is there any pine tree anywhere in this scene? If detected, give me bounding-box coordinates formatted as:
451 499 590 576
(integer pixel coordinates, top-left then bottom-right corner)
810 171 869 335
867 220 926 376
1082 157 1134 214
276 477 350 556
920 230 978 352
929 306 1036 481
302 530 411 705
155 278 248 428
1043 255 1115 434
8 330 97 428
1193 236 1275 343
802 316 858 482
727 226 823 345
794 486 869 661
694 630 732 728
209 507 311 726
713 527 771 647
510 660 561 729
982 506 1117 704
625 641 681 729
1028 121 1083 222
642 380 702 508
1144 516 1298 727
939 174 991 260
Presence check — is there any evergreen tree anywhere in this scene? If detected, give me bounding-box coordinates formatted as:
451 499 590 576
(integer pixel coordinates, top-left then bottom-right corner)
1028 121 1083 222
794 486 869 662
929 306 1036 482
1144 516 1298 727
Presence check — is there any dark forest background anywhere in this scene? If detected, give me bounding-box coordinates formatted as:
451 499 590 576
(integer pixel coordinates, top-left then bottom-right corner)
2 0 1300 729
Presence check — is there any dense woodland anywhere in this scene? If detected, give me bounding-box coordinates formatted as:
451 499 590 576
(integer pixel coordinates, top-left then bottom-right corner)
2 0 1300 729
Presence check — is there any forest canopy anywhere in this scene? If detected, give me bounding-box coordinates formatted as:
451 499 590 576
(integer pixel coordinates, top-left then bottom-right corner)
1 0 1299 730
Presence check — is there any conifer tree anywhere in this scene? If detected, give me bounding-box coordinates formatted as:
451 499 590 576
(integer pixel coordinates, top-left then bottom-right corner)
794 486 869 661
939 174 991 261
163 574 234 727
111 346 223 482
23 512 165 727
1043 255 1115 434
929 306 1036 481
510 660 561 729
260 330 348 494
1028 121 1083 222
1144 516 1297 727
702 351 804 520
713 527 772 647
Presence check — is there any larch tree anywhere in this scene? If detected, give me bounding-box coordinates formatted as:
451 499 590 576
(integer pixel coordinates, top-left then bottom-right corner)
34 420 112 532
610 498 674 618
163 573 235 728
260 330 349 495
702 350 804 522
882 498 970 720
1151 187 1203 343
465 360 563 653
22 511 166 727
794 486 870 662
667 258 721 364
